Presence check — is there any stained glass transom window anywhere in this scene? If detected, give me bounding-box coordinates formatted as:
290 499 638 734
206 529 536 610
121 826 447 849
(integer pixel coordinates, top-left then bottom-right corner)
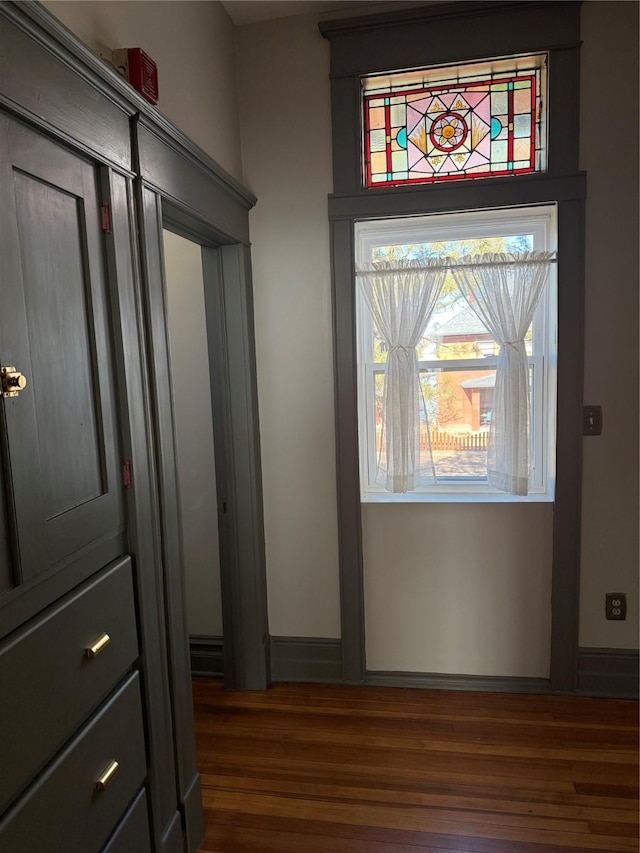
363 56 547 188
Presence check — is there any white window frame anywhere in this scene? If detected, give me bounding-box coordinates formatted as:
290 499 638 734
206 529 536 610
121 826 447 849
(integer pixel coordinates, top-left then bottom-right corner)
355 204 557 503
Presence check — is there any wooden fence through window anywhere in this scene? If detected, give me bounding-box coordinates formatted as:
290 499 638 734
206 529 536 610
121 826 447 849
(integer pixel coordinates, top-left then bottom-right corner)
421 429 489 452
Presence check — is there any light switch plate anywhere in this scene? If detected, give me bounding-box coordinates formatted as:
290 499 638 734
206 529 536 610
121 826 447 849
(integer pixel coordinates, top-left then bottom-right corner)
583 405 602 436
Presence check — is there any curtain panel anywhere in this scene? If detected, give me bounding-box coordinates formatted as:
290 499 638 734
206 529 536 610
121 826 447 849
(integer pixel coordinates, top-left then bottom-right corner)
450 251 554 495
358 259 448 493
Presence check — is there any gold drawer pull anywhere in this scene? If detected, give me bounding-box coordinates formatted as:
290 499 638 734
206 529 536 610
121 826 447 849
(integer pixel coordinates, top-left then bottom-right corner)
95 760 120 792
85 632 111 658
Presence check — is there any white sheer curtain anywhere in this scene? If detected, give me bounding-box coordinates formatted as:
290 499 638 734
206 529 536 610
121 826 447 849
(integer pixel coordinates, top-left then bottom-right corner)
450 251 554 495
358 259 448 493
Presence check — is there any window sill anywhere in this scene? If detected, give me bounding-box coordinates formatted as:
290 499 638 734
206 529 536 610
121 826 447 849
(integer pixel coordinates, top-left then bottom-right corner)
361 490 554 504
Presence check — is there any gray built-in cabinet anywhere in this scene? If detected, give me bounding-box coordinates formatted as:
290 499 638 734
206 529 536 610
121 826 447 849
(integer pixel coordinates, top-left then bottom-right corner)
0 1 268 850
0 109 167 851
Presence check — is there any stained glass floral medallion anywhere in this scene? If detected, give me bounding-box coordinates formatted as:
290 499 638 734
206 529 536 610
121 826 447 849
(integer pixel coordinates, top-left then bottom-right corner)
363 57 546 188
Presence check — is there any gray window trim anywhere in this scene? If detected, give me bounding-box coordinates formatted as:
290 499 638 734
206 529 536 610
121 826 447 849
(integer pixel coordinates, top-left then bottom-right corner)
321 1 585 689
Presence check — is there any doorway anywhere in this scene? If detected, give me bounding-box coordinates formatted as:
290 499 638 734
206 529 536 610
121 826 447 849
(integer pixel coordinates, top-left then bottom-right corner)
162 231 224 669
135 178 269 698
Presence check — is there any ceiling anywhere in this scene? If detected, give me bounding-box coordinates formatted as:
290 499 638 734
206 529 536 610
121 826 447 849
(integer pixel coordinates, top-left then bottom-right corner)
221 0 407 27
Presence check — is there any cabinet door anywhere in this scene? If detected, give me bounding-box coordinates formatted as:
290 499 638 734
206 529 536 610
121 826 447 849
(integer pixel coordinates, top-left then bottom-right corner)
0 113 125 599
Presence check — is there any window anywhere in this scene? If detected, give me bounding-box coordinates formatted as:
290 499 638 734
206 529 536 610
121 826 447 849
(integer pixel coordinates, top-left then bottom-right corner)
356 205 557 501
363 54 547 187
321 0 584 684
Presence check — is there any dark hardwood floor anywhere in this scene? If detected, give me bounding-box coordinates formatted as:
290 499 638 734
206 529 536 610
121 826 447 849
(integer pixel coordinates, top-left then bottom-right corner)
193 678 639 852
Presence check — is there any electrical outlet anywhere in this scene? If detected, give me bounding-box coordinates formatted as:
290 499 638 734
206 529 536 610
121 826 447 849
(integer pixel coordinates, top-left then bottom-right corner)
605 593 626 620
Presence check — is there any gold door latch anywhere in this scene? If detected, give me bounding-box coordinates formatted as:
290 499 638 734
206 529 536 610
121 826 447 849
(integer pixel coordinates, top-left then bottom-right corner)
1 367 27 398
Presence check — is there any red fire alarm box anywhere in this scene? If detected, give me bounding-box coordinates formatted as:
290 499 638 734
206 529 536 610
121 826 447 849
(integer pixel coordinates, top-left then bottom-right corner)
113 47 159 105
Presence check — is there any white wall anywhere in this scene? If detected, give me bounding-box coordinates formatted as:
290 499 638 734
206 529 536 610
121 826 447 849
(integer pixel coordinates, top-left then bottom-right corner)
43 0 242 180
237 1 639 672
364 504 553 676
236 14 341 638
163 231 223 637
237 12 551 673
578 1 639 649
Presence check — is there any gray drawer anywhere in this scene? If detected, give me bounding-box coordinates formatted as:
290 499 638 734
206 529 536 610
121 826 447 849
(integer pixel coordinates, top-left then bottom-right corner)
0 556 138 811
0 671 146 853
102 788 151 853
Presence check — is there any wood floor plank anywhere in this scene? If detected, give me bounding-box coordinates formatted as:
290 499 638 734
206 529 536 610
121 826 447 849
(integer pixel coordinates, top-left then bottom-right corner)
204 809 632 853
197 719 637 763
200 823 477 853
195 700 637 736
194 679 639 853
203 754 590 798
576 783 640 799
200 734 638 785
203 768 639 812
203 787 597 834
204 789 640 850
200 774 640 825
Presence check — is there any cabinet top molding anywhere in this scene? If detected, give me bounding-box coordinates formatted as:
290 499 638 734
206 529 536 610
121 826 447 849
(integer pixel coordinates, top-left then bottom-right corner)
0 0 256 209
